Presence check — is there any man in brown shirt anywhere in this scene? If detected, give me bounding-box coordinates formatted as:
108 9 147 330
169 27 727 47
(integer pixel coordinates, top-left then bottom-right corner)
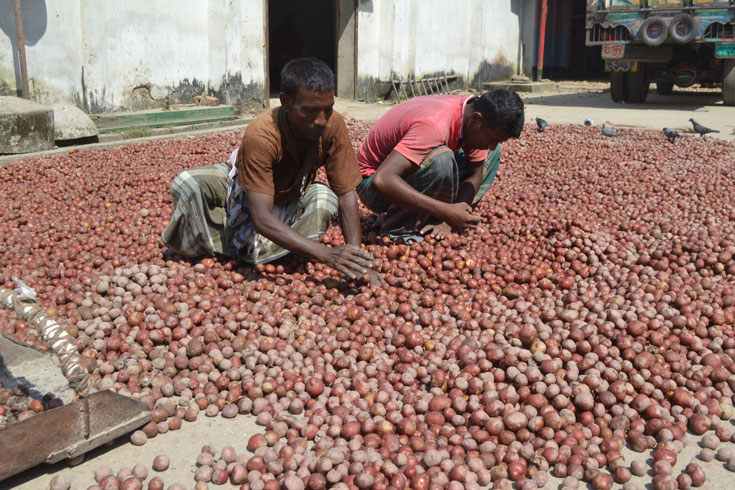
162 58 375 280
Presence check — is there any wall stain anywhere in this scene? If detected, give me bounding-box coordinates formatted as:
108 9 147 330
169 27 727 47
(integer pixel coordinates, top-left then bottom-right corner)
79 73 265 114
356 76 392 101
212 72 264 109
86 88 111 115
0 65 18 96
470 55 516 90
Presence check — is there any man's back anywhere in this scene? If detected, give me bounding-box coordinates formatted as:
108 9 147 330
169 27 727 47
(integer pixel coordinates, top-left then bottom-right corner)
356 94 486 176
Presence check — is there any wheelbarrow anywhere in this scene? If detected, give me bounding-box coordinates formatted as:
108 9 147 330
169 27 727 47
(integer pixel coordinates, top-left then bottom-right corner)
0 280 151 481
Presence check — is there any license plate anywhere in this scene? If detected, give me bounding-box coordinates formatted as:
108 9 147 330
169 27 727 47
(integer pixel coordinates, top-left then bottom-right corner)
602 43 626 60
715 44 735 59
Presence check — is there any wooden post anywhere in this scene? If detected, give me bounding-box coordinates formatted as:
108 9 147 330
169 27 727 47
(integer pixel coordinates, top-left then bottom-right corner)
14 0 30 99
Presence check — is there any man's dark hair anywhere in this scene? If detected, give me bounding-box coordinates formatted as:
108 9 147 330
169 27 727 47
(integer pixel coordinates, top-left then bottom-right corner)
281 57 335 97
474 89 525 138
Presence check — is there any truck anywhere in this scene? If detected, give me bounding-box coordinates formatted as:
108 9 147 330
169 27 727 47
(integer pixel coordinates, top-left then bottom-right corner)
585 0 735 105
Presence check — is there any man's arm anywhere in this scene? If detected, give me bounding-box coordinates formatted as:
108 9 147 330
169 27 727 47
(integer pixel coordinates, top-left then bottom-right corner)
248 191 373 279
337 189 362 246
455 161 484 206
370 150 480 231
337 189 384 285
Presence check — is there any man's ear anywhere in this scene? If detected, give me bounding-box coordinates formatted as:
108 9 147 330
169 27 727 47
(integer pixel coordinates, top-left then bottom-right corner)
279 92 291 109
470 111 484 127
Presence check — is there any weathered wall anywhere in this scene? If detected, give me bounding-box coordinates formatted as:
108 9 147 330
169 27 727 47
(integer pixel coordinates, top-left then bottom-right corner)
356 0 537 98
1 0 538 111
0 0 266 114
337 0 357 99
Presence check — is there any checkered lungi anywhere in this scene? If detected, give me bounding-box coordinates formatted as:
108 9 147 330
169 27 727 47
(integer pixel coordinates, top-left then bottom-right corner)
161 162 234 258
230 181 339 264
161 160 339 264
356 145 501 234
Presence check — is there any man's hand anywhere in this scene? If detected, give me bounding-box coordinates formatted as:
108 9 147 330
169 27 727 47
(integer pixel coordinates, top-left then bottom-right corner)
421 221 453 239
440 202 481 231
321 244 375 280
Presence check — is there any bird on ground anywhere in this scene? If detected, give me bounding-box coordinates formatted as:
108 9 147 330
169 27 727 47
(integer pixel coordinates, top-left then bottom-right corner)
663 127 680 143
689 118 719 137
601 123 622 137
536 117 548 132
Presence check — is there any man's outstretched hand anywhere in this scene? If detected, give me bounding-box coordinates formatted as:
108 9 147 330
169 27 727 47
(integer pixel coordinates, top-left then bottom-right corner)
322 244 379 281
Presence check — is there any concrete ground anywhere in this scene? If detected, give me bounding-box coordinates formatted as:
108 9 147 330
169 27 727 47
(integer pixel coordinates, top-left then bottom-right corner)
523 82 734 143
3 84 735 490
5 408 262 490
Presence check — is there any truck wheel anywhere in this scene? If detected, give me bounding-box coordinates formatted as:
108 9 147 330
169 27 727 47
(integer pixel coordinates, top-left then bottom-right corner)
668 14 697 44
627 63 650 103
610 71 628 102
724 59 735 106
639 17 668 47
656 82 674 95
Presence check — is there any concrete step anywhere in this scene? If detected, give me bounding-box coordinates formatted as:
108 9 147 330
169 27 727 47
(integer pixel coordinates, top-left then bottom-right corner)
96 117 249 144
482 81 557 93
92 105 236 133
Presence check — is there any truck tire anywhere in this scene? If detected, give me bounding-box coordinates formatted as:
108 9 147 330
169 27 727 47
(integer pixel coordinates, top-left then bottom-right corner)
627 63 650 103
668 14 697 44
724 59 735 106
610 71 628 102
656 81 674 95
639 17 668 47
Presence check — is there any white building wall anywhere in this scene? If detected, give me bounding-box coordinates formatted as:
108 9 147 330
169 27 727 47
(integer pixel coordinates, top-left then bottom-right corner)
0 0 266 113
357 0 536 97
1 0 535 111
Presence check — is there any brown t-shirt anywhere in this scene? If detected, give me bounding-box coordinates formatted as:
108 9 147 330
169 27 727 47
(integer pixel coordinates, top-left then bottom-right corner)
236 107 361 206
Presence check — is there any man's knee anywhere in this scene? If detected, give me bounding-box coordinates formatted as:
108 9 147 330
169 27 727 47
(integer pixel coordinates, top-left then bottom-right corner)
303 183 339 220
421 146 456 180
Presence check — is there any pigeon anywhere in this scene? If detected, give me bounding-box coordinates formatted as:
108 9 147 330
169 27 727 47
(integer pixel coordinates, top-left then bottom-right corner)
536 117 548 132
663 127 680 143
601 123 622 137
689 118 719 137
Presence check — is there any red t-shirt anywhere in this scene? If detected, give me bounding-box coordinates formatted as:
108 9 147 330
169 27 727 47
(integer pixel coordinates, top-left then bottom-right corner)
357 95 488 177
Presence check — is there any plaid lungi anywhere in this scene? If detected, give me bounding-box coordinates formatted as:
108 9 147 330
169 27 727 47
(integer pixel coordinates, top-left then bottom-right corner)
161 161 339 263
235 182 339 264
161 162 234 258
356 144 501 214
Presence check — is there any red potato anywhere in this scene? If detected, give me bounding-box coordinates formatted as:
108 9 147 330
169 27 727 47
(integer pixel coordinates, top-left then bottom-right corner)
147 477 164 490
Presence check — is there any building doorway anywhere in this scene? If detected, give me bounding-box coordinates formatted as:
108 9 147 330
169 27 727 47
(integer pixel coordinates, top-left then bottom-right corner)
268 0 336 96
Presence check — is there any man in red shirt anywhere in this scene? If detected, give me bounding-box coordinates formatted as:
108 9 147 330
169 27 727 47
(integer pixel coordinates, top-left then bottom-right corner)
356 90 524 239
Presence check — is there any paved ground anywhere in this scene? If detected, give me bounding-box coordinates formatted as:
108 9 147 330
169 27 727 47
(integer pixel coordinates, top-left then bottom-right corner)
522 83 734 143
6 408 261 490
